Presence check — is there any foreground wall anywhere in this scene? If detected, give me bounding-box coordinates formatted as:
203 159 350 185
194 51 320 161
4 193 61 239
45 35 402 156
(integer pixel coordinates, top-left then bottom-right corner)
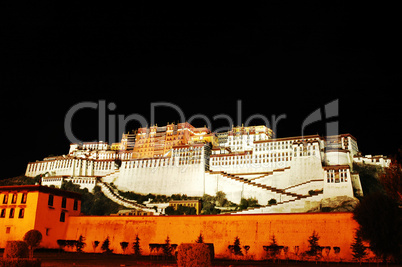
65 212 358 261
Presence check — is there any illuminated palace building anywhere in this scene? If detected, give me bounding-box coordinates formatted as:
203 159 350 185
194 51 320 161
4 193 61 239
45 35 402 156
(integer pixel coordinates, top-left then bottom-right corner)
25 122 390 215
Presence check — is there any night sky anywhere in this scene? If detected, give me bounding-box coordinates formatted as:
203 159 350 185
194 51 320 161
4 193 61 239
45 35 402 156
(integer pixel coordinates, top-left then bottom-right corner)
2 3 400 179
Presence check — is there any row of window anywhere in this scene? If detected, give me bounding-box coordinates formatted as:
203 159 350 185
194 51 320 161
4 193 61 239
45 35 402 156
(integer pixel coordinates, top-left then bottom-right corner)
174 151 202 157
28 157 127 173
2 193 27 204
170 203 199 208
210 157 290 166
326 170 349 183
0 207 24 218
48 195 78 211
1 208 67 223
177 159 202 165
28 160 74 172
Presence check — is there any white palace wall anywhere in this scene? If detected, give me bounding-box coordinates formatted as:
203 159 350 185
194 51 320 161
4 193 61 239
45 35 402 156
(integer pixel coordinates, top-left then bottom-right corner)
115 160 206 197
26 148 354 205
26 158 116 178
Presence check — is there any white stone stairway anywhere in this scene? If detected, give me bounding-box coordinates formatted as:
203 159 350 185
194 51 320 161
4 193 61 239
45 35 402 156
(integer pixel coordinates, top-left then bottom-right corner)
208 170 305 200
230 193 324 214
97 178 157 214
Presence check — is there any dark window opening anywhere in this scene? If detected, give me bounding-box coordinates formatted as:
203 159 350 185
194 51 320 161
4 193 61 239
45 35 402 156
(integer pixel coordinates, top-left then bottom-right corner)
18 208 24 219
3 194 8 204
61 197 67 209
11 194 17 204
21 193 27 204
60 211 65 222
48 195 54 206
9 208 14 218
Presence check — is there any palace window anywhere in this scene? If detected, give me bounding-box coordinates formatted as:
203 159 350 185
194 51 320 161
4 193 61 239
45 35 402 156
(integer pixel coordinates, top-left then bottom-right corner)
60 211 66 222
73 199 78 211
48 195 54 206
0 209 5 218
61 197 67 209
2 194 8 204
18 208 24 219
11 194 17 204
9 208 14 218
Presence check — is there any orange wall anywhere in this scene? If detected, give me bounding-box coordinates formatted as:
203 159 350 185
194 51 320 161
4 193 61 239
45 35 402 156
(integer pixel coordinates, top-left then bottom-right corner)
34 192 81 248
65 212 358 261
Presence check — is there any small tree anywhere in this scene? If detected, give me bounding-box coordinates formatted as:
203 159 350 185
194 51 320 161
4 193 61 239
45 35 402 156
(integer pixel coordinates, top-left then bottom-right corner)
351 229 367 264
120 242 129 254
239 197 259 210
23 229 42 258
195 233 204 243
101 236 113 254
133 234 142 256
266 234 283 262
76 235 86 252
229 236 243 256
215 191 228 207
306 230 320 258
163 235 173 258
268 198 277 205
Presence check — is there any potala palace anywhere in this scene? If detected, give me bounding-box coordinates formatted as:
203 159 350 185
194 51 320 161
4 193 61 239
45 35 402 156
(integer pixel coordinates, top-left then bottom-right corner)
25 123 390 214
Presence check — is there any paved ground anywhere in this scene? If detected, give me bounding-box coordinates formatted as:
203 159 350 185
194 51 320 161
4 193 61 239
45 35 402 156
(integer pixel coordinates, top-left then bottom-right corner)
0 251 395 266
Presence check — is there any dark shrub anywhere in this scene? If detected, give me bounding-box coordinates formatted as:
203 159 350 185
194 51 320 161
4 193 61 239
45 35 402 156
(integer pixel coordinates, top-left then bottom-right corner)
23 230 42 258
3 241 29 259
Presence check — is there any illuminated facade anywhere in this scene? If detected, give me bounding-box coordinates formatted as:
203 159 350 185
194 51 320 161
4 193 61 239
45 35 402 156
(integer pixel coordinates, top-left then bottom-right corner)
25 122 389 214
0 185 81 248
132 122 216 159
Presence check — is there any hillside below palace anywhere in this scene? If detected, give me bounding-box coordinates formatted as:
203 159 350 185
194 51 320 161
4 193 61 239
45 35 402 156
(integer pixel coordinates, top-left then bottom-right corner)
25 122 390 214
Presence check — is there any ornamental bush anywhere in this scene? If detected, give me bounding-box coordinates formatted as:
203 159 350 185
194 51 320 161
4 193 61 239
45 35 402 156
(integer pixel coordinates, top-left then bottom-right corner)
3 241 29 259
177 243 212 267
1 241 41 266
23 230 42 258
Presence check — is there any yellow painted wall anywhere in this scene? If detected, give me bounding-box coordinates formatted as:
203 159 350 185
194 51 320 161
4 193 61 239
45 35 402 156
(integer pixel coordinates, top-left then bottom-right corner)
65 212 358 261
0 191 39 247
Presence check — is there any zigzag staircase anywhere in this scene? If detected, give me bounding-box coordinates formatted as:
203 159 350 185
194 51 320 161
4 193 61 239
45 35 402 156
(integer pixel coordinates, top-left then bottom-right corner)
207 170 305 199
231 191 324 214
97 173 157 214
207 169 325 214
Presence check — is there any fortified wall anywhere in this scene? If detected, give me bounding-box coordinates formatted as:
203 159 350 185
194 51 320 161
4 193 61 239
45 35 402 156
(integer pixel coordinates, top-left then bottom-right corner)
65 212 358 261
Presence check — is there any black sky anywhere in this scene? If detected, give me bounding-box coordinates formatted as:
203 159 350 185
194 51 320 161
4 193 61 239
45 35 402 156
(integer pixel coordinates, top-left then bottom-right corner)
2 2 400 179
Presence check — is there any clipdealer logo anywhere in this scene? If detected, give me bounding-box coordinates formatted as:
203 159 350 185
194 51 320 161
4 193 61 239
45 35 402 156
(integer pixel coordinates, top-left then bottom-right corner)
64 99 339 145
